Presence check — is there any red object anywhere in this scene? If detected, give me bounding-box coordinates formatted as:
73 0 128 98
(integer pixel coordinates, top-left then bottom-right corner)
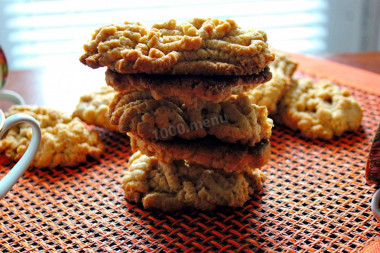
366 125 380 185
0 47 8 88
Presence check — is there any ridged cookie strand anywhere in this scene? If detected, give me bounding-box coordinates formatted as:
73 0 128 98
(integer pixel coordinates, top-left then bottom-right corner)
72 86 119 131
109 90 273 146
245 53 298 113
80 18 274 75
123 151 265 211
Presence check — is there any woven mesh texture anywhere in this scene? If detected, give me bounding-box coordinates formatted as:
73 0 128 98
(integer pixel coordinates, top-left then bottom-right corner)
0 72 379 252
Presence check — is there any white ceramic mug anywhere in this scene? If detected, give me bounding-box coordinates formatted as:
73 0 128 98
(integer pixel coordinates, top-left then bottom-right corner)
0 109 41 199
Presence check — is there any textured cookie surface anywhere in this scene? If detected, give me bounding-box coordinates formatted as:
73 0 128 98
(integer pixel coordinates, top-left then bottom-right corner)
129 133 270 172
0 105 104 168
80 18 274 75
105 67 271 105
277 78 363 140
245 53 297 113
73 86 119 131
123 151 265 212
109 90 273 146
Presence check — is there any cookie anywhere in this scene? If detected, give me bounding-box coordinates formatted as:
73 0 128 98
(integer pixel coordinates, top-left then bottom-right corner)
244 53 297 113
72 86 119 131
110 90 272 146
129 133 270 173
123 151 265 212
277 78 363 140
80 18 274 75
0 105 104 168
105 67 271 105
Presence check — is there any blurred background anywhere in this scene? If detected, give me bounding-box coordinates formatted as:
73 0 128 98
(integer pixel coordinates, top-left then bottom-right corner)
0 0 379 71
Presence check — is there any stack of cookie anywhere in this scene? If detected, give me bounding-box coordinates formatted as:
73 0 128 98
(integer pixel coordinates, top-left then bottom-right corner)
80 18 275 211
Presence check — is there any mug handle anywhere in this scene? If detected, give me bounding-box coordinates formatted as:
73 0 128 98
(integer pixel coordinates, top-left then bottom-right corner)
0 90 25 105
0 113 41 198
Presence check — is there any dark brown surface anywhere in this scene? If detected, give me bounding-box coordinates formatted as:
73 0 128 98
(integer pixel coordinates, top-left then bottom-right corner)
322 52 380 75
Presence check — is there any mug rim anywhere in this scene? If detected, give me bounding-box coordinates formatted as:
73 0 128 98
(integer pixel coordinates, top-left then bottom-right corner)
0 109 4 130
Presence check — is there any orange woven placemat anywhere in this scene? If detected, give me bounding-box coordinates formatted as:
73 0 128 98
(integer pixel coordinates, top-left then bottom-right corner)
0 57 379 252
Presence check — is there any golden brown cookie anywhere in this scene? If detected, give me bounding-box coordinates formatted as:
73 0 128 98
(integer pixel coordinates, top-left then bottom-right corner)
72 86 119 131
123 151 265 212
129 133 270 173
80 18 274 75
105 67 271 105
0 105 104 168
277 78 363 140
244 53 298 113
109 90 272 146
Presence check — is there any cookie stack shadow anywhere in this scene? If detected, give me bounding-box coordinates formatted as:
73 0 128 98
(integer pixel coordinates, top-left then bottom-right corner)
80 18 275 211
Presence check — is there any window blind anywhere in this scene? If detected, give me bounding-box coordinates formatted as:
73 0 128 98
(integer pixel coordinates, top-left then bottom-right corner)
0 0 328 70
